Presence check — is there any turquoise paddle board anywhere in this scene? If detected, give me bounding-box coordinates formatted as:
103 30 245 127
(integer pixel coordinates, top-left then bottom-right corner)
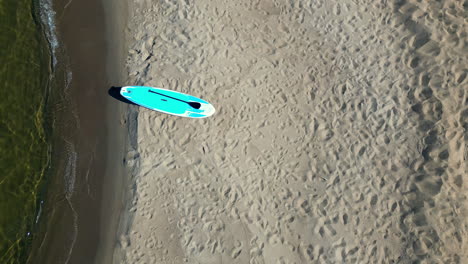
120 86 215 118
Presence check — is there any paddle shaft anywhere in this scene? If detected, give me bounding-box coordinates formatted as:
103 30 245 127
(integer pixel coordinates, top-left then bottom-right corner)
148 90 201 109
148 90 188 103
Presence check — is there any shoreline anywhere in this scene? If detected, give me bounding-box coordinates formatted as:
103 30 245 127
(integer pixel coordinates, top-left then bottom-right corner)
97 0 131 263
105 1 140 262
28 0 129 263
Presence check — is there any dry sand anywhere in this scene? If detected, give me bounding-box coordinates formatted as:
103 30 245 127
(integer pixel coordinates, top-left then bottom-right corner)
114 0 467 263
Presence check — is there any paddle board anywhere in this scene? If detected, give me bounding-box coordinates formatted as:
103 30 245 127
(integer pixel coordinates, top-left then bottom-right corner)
120 86 215 118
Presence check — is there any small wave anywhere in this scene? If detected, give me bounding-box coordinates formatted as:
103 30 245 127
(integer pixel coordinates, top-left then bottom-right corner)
62 140 79 263
65 69 73 91
64 198 78 264
64 140 77 199
38 0 59 68
35 200 44 224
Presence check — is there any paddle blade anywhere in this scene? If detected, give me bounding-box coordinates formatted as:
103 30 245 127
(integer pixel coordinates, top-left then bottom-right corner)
188 102 202 109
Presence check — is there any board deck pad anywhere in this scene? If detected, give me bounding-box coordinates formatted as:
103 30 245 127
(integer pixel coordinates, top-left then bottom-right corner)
120 86 215 118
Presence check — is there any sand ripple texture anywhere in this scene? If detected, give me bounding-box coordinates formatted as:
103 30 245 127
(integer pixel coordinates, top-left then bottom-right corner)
117 0 467 263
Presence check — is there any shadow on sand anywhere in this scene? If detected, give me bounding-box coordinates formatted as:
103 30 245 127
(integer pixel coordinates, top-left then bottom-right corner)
108 86 137 105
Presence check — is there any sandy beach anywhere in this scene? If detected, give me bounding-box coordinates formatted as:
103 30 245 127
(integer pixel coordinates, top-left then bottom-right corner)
113 0 467 263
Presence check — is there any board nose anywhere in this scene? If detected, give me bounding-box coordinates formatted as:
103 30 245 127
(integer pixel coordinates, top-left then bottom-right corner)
199 103 216 116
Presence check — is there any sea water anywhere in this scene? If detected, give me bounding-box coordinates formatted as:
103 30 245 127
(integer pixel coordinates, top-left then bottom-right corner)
0 0 55 262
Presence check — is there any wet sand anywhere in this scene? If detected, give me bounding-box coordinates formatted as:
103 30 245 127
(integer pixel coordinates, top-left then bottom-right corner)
29 0 127 263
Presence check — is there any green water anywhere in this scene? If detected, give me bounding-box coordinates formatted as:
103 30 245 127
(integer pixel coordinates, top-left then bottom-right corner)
0 0 51 262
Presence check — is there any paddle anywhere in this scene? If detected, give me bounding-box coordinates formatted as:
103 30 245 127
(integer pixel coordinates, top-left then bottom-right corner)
148 90 201 109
